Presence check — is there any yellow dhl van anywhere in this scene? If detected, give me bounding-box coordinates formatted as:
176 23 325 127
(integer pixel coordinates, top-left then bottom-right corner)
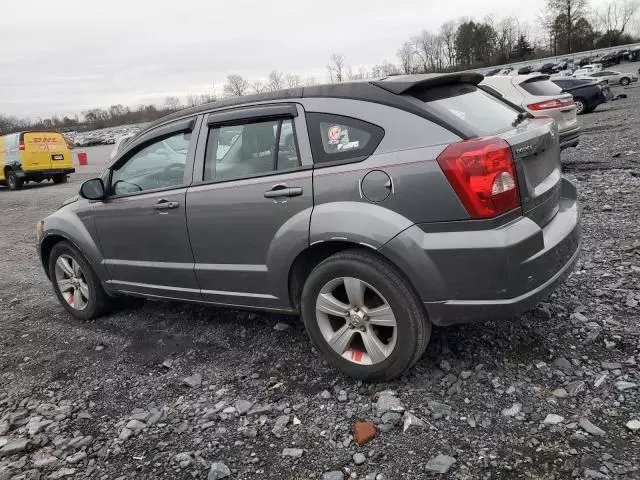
0 132 75 190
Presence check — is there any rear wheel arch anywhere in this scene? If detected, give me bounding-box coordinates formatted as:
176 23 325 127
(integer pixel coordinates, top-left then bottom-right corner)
287 241 422 313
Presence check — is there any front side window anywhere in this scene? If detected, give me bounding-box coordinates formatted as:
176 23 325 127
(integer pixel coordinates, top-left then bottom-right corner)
111 131 190 195
306 113 384 165
203 118 300 182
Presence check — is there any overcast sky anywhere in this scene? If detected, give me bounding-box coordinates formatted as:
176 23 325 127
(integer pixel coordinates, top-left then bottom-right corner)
0 0 549 118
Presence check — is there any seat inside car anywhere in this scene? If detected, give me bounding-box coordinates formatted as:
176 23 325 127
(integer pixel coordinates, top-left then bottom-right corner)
217 122 275 180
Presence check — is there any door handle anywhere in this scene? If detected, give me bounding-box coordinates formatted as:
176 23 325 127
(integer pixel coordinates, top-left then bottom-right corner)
264 185 303 198
153 199 179 210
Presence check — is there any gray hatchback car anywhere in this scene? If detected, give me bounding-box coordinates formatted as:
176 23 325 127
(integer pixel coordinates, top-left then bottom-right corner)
37 72 581 380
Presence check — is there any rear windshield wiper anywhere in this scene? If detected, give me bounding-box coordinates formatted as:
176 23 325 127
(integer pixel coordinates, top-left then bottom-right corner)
512 111 533 127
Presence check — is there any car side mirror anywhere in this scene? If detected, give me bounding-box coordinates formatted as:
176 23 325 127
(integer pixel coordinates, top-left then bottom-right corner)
80 178 106 200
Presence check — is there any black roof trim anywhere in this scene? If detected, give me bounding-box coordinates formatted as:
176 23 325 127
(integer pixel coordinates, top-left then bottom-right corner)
138 73 484 140
371 72 484 94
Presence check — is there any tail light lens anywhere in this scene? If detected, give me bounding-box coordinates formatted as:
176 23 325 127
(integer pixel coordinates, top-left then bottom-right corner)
436 137 520 219
18 141 25 151
528 98 575 110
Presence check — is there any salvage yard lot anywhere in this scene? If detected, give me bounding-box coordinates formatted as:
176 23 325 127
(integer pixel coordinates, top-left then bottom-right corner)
1 85 639 479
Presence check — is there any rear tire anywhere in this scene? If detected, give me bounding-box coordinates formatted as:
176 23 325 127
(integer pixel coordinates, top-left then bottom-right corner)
620 77 630 86
301 249 431 381
48 241 112 320
52 174 68 184
574 98 586 115
6 170 22 191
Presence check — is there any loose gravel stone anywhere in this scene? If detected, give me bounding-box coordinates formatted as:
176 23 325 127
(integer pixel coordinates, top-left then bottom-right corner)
208 462 231 480
625 420 640 431
353 453 366 465
543 414 565 425
501 403 522 417
579 418 606 436
375 392 404 415
182 373 202 388
282 448 304 458
615 381 637 391
424 454 456 474
323 472 344 480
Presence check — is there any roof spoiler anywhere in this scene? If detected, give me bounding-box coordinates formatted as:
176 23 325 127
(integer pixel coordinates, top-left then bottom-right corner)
371 71 484 95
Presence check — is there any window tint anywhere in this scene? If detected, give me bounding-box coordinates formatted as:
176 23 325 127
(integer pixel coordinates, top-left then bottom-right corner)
204 118 300 182
111 131 190 195
306 113 384 165
415 84 519 135
519 78 564 96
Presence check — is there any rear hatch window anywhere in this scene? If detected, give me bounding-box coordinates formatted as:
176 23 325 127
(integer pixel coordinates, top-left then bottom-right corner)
519 78 563 96
412 84 519 135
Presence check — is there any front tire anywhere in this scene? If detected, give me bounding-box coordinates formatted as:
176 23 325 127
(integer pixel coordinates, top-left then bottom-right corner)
48 241 112 320
301 250 431 381
6 170 23 191
620 77 630 86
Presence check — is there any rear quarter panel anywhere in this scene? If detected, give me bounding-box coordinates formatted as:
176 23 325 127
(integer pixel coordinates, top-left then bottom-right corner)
301 97 468 248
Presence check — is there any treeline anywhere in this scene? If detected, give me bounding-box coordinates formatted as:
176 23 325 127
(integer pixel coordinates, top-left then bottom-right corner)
2 0 638 135
0 94 216 136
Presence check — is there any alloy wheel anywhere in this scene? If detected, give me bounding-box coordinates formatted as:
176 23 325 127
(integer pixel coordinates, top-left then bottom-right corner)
54 254 89 310
575 100 585 114
315 277 397 365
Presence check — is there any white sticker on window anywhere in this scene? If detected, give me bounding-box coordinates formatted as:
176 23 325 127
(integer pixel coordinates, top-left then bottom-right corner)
327 125 342 144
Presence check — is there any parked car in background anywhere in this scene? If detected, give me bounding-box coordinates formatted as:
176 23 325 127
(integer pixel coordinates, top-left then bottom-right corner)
0 132 75 190
484 68 502 77
481 74 580 149
533 62 560 74
598 53 619 67
36 72 581 380
586 70 638 86
551 77 611 114
630 47 640 61
517 65 533 74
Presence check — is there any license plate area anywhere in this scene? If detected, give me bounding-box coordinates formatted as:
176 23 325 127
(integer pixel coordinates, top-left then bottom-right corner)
51 154 64 160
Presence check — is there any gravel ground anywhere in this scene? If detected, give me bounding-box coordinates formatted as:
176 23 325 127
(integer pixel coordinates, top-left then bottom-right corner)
1 85 639 480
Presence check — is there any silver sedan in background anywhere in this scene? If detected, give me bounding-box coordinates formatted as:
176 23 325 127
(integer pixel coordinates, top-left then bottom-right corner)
580 70 639 86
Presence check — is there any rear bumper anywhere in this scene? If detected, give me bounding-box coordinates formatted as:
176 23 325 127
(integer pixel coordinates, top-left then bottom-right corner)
380 178 581 326
559 126 580 149
16 168 75 179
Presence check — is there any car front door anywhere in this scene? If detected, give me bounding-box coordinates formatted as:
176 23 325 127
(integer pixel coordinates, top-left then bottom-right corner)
92 116 202 300
186 104 313 310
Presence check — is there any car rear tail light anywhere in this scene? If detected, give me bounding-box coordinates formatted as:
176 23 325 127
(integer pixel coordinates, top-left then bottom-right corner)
436 137 520 219
527 98 575 110
19 141 25 151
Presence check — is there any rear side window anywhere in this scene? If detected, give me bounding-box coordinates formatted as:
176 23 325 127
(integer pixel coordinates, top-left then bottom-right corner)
306 113 384 165
519 78 563 96
414 84 519 135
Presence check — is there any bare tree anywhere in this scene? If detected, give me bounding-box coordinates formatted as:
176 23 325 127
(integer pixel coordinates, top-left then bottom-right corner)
304 77 318 86
267 70 284 91
223 74 249 97
327 54 346 82
284 74 302 88
251 81 266 94
371 61 399 77
164 96 181 111
440 21 457 67
597 0 640 45
496 17 519 62
546 0 589 52
397 41 416 74
413 30 446 72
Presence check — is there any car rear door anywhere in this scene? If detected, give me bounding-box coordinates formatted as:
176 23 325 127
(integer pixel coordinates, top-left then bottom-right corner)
186 103 313 310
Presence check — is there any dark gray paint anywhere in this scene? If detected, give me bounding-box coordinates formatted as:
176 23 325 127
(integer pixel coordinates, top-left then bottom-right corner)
38 79 581 326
